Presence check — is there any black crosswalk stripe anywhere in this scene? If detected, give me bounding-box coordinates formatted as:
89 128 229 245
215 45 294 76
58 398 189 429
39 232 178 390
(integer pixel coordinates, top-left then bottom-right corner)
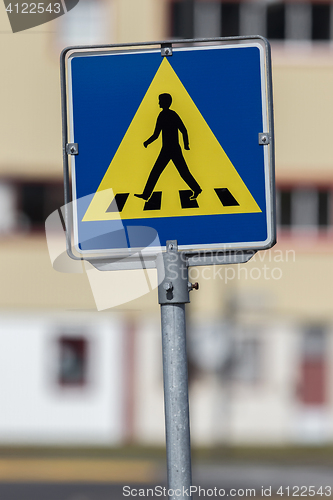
214 188 239 206
179 190 199 209
106 187 239 214
144 191 162 211
106 193 129 212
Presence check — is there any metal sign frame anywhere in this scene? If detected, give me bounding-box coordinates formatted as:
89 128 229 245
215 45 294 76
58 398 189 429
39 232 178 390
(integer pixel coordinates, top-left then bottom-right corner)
61 36 276 270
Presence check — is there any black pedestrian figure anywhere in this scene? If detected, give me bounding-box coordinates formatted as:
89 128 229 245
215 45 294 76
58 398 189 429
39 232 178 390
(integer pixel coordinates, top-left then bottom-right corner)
134 93 202 201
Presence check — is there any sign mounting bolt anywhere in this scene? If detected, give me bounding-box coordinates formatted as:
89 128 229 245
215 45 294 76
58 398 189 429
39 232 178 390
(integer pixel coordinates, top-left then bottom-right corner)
161 45 173 57
66 143 79 155
259 133 271 145
167 242 177 252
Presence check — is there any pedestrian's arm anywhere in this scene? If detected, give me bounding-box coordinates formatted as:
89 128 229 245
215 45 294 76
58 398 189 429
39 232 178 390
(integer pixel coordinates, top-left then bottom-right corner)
179 118 190 150
144 116 162 147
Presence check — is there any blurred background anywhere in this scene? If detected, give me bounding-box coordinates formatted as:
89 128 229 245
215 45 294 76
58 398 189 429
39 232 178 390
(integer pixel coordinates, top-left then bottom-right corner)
1 0 333 498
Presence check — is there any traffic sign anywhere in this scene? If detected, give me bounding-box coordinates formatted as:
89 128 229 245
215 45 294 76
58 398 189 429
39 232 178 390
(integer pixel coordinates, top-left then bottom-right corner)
62 37 275 263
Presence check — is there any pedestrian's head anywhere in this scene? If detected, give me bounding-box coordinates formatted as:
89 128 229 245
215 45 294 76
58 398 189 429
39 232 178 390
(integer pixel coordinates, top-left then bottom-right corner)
159 93 172 109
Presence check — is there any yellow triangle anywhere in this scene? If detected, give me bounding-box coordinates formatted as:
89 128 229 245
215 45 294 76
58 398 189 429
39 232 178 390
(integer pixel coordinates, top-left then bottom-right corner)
83 58 261 222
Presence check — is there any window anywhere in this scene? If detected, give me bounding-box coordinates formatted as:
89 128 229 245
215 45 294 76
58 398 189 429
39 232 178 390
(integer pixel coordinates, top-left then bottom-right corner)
276 187 332 232
17 182 64 231
56 0 113 49
0 181 64 235
232 337 261 384
298 325 327 406
292 189 319 227
221 3 240 37
312 3 331 40
188 322 262 384
318 191 330 227
285 3 311 41
58 336 88 387
278 189 292 227
172 0 195 38
0 183 17 235
267 2 285 40
194 1 220 38
187 320 233 375
240 2 266 38
170 0 333 42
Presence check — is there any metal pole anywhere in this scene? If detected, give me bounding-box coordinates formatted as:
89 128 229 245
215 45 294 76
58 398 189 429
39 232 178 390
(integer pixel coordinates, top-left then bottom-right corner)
157 240 197 500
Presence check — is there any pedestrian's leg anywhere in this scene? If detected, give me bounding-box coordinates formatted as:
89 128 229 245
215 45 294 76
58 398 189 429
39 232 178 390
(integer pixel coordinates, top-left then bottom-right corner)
172 149 201 196
135 150 170 200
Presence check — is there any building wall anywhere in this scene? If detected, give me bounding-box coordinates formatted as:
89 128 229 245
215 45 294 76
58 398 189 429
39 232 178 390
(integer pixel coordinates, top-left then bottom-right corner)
0 312 125 445
273 49 333 181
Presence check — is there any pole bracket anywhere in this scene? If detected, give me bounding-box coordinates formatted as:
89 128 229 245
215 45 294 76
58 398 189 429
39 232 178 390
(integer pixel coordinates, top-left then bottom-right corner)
157 240 190 304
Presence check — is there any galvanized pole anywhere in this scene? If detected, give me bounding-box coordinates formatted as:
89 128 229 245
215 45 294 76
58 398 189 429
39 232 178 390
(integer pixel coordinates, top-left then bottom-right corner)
157 240 197 500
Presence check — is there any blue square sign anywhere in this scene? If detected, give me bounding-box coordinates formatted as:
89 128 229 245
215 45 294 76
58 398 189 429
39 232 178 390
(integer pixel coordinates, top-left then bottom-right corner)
62 38 275 262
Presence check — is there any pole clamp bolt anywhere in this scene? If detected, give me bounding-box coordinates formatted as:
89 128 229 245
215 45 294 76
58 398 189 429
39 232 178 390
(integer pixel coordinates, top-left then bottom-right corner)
188 282 199 291
163 282 173 292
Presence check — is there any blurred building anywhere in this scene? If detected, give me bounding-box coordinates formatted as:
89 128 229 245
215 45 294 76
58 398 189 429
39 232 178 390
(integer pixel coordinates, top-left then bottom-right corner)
0 0 333 447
